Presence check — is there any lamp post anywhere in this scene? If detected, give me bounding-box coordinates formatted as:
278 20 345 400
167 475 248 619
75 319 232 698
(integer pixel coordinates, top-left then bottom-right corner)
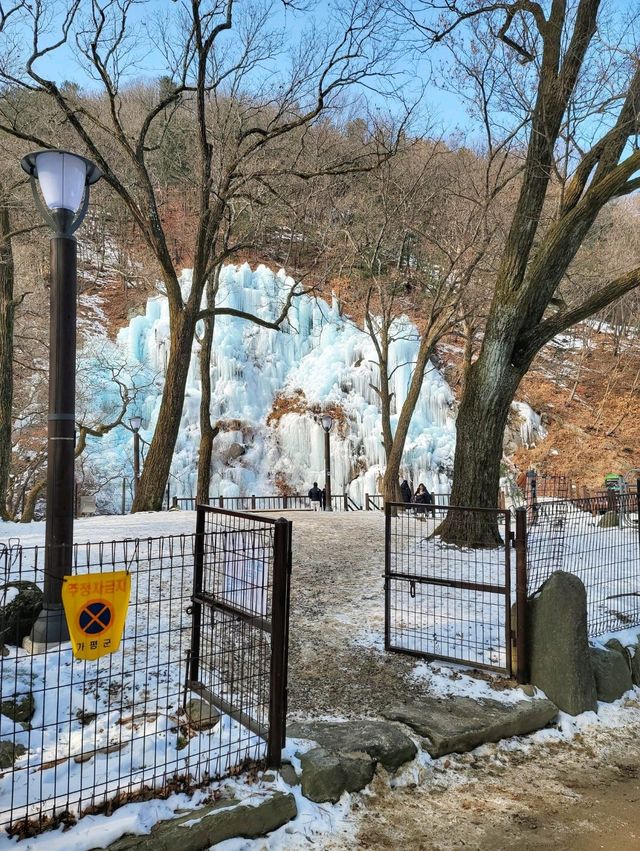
21 149 102 649
320 414 334 512
130 416 142 500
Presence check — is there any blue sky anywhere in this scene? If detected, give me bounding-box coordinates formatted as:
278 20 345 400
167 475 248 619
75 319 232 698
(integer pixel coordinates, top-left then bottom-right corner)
26 0 635 139
27 0 467 132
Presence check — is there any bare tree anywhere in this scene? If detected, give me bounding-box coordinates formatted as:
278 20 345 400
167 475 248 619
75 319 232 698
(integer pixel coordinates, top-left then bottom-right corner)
0 0 404 511
404 0 640 544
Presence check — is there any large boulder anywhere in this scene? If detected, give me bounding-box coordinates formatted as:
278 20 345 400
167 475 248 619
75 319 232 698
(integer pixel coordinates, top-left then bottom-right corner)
528 571 597 715
383 696 557 758
299 747 375 803
0 582 43 647
590 647 633 702
598 511 619 529
288 720 417 772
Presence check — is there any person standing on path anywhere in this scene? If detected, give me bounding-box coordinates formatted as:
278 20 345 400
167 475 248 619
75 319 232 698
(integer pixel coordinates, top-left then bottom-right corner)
308 482 323 511
400 479 412 503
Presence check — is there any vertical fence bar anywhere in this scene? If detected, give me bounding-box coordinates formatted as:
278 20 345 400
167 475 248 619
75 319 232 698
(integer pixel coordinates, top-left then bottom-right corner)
514 507 528 684
189 507 205 684
384 502 391 651
268 517 291 768
504 510 512 678
365 493 370 511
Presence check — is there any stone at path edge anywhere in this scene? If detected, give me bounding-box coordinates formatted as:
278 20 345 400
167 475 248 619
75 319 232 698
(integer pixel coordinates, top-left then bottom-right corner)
106 792 297 851
299 747 376 803
527 571 598 716
591 646 633 703
288 719 417 772
383 695 558 758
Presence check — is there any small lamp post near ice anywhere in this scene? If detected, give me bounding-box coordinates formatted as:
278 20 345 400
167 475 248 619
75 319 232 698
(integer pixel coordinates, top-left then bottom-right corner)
129 416 142 500
320 414 334 512
21 149 102 649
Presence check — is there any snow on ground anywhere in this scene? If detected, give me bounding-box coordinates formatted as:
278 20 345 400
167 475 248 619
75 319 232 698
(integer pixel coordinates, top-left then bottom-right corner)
1 508 639 848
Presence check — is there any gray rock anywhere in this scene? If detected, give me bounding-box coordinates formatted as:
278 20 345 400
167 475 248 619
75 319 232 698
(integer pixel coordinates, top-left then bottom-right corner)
299 747 375 803
590 647 633 703
279 762 300 787
288 720 417 772
598 511 619 528
528 571 597 716
185 698 220 731
383 696 557 758
628 637 640 686
605 638 632 674
107 791 297 850
0 582 43 647
1 693 34 726
0 740 26 769
227 443 246 460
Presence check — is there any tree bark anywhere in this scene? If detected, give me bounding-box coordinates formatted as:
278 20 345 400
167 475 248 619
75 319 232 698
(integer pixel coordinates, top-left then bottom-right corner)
196 276 219 504
0 195 14 520
132 306 197 511
438 340 522 546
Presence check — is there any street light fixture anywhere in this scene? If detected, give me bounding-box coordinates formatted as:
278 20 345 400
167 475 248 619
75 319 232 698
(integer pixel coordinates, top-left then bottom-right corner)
130 416 142 500
320 414 334 512
21 149 102 650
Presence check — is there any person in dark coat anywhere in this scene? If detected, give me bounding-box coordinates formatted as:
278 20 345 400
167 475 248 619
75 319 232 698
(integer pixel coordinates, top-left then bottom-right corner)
308 482 323 511
414 483 435 518
400 479 412 503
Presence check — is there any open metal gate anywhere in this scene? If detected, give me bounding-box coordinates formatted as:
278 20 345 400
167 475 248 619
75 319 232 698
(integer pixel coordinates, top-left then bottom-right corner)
186 505 292 769
384 502 526 681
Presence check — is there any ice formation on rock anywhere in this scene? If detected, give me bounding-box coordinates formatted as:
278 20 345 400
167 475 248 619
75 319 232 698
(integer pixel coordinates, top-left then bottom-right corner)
85 263 459 508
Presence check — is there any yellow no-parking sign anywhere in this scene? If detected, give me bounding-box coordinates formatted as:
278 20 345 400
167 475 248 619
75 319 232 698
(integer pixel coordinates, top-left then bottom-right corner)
62 571 131 660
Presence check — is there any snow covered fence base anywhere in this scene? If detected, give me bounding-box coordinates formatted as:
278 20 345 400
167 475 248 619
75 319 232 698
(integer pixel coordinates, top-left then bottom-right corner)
0 514 291 839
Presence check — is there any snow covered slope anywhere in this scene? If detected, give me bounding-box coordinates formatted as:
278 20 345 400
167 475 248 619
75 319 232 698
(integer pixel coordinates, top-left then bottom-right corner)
86 263 456 507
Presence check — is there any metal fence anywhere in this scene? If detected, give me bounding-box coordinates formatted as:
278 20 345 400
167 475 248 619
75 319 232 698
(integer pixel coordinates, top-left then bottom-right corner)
527 492 640 636
187 506 291 771
384 502 527 679
0 511 291 837
171 493 378 512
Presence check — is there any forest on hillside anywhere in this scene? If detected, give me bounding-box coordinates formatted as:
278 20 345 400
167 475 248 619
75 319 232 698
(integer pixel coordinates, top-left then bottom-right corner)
0 0 639 539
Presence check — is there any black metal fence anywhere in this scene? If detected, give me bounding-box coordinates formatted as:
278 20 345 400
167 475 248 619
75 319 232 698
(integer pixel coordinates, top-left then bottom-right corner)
527 492 640 636
0 510 291 837
384 502 527 679
187 506 291 771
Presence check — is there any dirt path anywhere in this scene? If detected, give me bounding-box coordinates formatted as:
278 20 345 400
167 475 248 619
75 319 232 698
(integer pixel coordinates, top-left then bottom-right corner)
346 703 640 850
280 510 640 850
285 510 426 718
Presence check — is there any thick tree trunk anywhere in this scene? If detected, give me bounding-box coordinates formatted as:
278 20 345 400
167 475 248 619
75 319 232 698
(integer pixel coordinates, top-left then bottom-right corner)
0 199 14 520
438 341 523 546
132 308 197 511
196 281 218 504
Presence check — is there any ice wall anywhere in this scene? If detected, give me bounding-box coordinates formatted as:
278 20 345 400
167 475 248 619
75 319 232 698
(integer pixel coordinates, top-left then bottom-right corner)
87 264 457 506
